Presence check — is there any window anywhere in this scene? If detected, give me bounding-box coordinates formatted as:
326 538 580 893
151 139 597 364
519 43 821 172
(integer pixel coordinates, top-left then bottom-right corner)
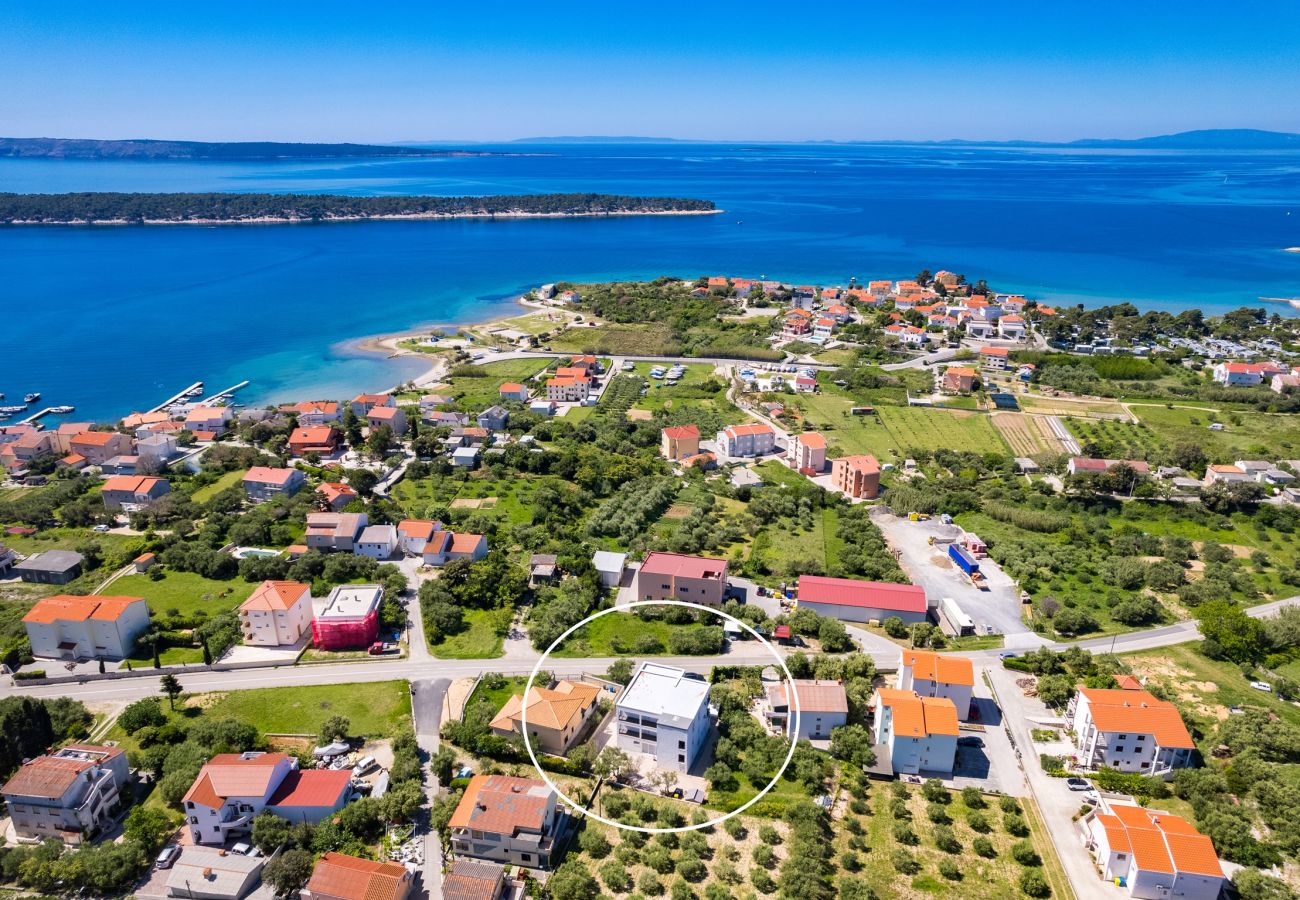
1118 734 1127 740
678 740 685 749
678 755 685 764
1115 747 1124 753
1136 735 1146 742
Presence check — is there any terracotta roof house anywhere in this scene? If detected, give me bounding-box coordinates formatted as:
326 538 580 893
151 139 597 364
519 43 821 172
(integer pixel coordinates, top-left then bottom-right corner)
69 430 135 466
1 745 130 845
23 594 150 660
289 426 342 458
317 481 359 511
499 383 530 402
637 551 728 606
716 422 777 458
423 532 488 566
942 366 978 393
290 400 342 427
239 581 312 647
101 474 170 510
797 574 926 624
448 775 562 869
764 679 848 740
787 431 827 473
490 680 602 754
897 649 975 719
349 394 393 417
661 424 701 461
871 688 959 775
396 519 442 555
1082 802 1224 898
831 454 880 499
1068 688 1195 775
303 852 414 900
367 405 408 436
183 752 351 845
243 466 306 502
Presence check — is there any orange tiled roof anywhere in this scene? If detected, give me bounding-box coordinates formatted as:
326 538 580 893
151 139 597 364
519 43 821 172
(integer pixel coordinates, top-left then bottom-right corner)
873 688 959 738
102 475 165 494
182 753 288 807
398 520 439 541
23 595 143 625
662 425 700 440
448 775 551 835
797 432 826 449
722 422 774 439
490 681 600 732
902 649 975 687
1078 688 1193 748
70 431 120 447
306 852 409 900
241 580 309 613
449 533 484 554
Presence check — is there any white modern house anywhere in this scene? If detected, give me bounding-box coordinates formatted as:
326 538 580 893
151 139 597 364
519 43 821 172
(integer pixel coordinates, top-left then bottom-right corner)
593 551 628 588
764 680 848 740
1066 687 1195 776
896 650 975 719
615 662 712 774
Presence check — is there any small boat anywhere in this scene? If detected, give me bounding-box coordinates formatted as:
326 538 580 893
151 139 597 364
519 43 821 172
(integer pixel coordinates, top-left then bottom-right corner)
48 405 75 414
0 405 27 414
24 393 40 403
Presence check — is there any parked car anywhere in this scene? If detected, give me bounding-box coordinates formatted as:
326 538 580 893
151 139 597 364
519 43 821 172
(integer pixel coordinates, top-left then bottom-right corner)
1250 681 1273 693
230 842 254 856
1066 777 1092 791
154 846 181 870
93 524 111 533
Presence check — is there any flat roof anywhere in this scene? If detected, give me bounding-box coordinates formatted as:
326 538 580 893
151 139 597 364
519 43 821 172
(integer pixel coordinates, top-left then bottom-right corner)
617 662 710 729
318 585 383 620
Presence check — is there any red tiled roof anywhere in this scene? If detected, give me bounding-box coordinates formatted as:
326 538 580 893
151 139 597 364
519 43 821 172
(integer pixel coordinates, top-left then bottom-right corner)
306 852 410 900
241 581 310 613
796 432 826 449
182 753 289 807
266 769 351 808
397 520 439 541
902 649 974 686
450 533 484 554
102 475 165 494
448 775 552 835
798 575 925 614
23 595 144 625
244 466 299 487
662 425 700 440
1078 688 1193 748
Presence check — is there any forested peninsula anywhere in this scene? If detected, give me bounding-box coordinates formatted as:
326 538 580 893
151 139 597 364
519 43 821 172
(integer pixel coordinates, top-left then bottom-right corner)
0 137 491 159
0 192 719 225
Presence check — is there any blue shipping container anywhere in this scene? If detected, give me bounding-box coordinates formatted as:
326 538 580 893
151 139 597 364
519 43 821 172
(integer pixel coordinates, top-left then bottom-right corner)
948 543 980 575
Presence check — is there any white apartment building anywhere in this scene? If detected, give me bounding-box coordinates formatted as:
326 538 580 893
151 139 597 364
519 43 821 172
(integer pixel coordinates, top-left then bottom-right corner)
1067 687 1195 776
896 649 975 719
22 594 151 661
715 422 776 458
2 745 131 845
1081 801 1225 900
615 662 712 774
871 688 959 776
239 580 312 647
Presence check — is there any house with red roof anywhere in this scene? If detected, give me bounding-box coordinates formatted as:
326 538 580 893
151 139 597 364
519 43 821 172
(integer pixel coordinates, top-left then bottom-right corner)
979 346 1010 370
1212 361 1275 386
242 466 305 502
1082 802 1224 899
870 687 959 775
448 775 562 869
1 744 130 845
290 400 341 427
183 752 351 845
499 382 530 402
637 551 729 606
303 852 415 900
366 405 407 436
101 475 170 510
830 454 880 499
68 430 134 467
942 366 978 394
317 481 358 511
396 519 442 555
421 532 488 567
796 574 927 624
239 580 312 647
661 424 701 461
897 649 975 719
289 426 342 457
350 394 393 417
787 431 827 473
1067 687 1195 775
23 594 151 660
997 313 1026 339
763 680 848 740
716 422 776 458
184 407 233 437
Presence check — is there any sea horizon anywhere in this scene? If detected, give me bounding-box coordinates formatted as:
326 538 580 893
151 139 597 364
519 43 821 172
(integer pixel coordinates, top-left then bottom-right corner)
3 142 1299 422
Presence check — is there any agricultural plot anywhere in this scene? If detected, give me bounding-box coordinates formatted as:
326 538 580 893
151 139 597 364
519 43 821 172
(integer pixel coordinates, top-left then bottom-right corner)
1017 394 1129 419
991 413 1058 456
1132 404 1300 462
876 407 1010 457
1063 417 1166 461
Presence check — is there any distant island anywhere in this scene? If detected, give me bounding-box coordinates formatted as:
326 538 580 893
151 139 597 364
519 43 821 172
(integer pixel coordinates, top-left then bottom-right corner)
0 137 504 160
0 191 719 225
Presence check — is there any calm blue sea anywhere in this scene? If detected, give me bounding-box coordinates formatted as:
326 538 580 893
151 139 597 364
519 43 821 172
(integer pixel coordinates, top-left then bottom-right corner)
2 143 1299 421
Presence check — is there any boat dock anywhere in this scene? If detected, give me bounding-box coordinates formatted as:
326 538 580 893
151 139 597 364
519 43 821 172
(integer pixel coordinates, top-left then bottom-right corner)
147 381 204 415
17 407 56 425
201 380 250 406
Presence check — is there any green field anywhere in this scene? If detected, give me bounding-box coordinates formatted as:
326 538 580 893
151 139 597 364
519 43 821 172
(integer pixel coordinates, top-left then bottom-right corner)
551 612 714 658
393 471 553 526
429 607 512 659
435 358 553 409
190 468 247 504
111 571 256 618
794 391 1008 461
193 681 411 737
1130 404 1300 462
548 322 679 356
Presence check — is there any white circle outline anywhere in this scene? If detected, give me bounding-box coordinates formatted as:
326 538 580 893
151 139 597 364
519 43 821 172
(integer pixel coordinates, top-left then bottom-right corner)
521 598 800 833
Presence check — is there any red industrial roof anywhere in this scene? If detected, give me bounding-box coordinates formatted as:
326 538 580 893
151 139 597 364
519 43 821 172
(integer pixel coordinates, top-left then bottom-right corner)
797 575 925 614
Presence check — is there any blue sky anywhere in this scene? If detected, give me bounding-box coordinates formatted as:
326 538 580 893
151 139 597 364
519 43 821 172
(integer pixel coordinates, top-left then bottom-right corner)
2 1 1298 143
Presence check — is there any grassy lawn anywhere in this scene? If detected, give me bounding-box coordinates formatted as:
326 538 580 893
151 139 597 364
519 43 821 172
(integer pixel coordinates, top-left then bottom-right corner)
464 674 529 718
125 643 204 666
1 526 143 559
1017 394 1129 418
190 468 246 504
430 607 512 659
393 470 554 526
1120 642 1300 732
194 681 411 737
549 321 679 356
112 571 256 618
551 612 713 658
1129 404 1300 462
706 767 819 814
790 392 1007 461
436 358 553 410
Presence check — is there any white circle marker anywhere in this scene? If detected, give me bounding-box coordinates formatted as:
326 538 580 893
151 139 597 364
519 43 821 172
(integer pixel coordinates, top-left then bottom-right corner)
521 599 800 833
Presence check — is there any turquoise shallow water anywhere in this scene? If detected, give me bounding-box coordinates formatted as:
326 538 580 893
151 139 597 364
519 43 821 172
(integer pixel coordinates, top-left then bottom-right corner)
1 143 1298 420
